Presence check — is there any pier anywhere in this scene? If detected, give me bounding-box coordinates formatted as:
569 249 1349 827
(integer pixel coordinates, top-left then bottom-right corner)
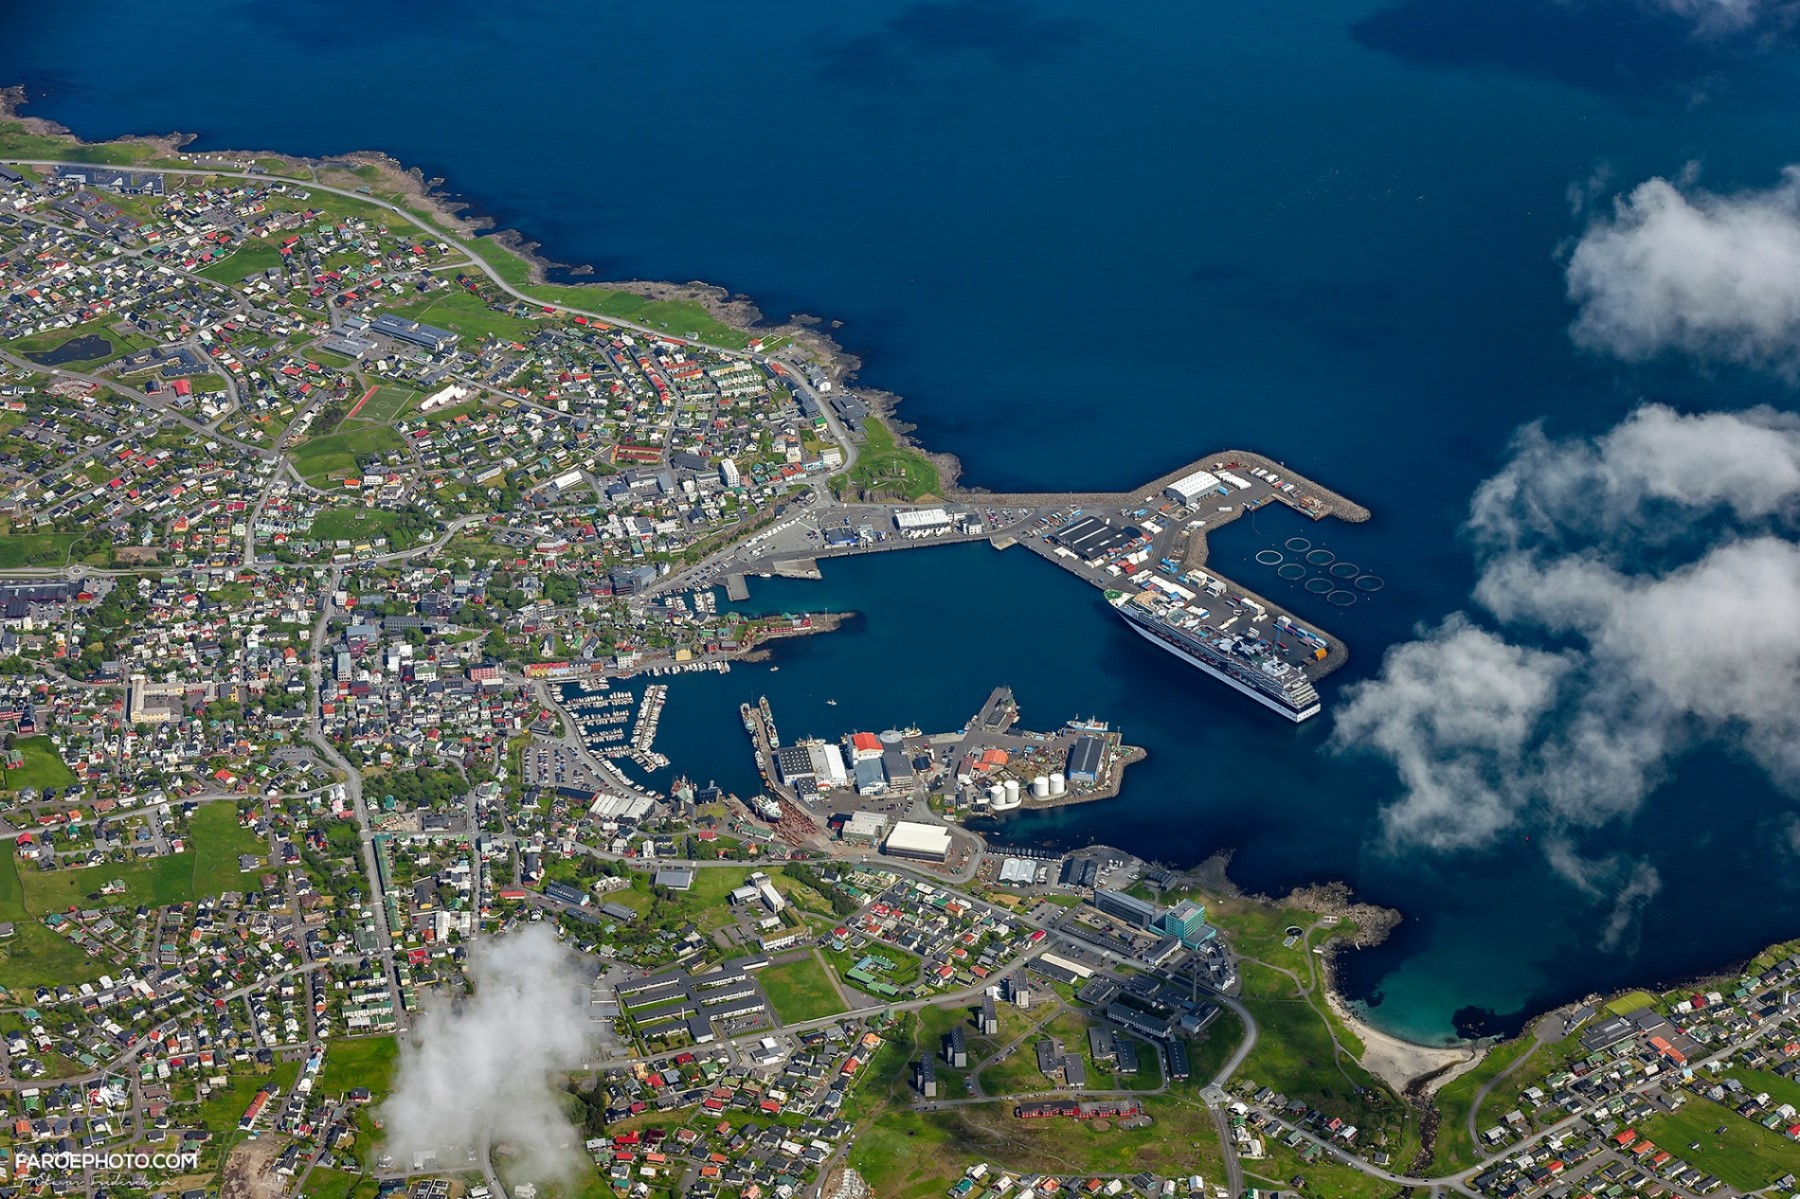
704 449 1369 698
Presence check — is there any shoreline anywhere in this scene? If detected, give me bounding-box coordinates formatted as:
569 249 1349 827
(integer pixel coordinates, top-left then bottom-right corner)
0 88 1780 1079
0 85 890 457
1187 853 1482 1085
1318 950 1478 1094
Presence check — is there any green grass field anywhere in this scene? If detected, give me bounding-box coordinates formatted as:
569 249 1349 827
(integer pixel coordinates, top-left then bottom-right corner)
0 533 81 569
1428 1034 1535 1171
1466 1031 1591 1145
197 239 287 283
190 1059 301 1151
1607 989 1659 1015
977 1037 1057 1097
0 737 77 792
1187 1010 1246 1088
23 839 188 912
299 1165 380 1199
1237 958 1374 1110
1109 1036 1165 1091
1724 1066 1800 1114
187 803 269 895
317 1034 399 1099
0 843 103 991
757 952 848 1024
1642 1095 1800 1192
0 122 160 164
471 253 753 349
386 291 540 345
18 801 267 915
354 385 419 424
617 864 852 932
853 1092 1225 1199
846 418 940 501
1246 1133 1396 1199
305 347 355 370
310 507 404 545
291 425 405 482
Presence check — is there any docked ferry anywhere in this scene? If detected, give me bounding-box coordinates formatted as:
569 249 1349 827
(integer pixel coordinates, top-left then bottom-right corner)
1108 589 1321 722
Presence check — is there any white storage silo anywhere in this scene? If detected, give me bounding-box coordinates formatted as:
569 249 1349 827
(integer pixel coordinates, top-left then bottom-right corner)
1004 778 1022 806
1049 772 1066 796
1031 775 1050 798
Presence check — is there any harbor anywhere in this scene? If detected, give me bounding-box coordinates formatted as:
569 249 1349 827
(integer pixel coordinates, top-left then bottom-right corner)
721 684 1145 850
660 448 1370 723
547 666 1148 859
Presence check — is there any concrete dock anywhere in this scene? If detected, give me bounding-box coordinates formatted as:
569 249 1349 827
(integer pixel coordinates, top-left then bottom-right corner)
715 449 1369 688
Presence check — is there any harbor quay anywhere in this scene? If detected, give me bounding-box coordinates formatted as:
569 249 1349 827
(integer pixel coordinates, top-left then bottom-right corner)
525 449 1367 868
673 449 1370 722
740 683 1146 822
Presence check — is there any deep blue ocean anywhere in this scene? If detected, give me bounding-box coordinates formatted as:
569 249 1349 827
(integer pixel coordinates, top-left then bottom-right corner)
11 0 1800 1042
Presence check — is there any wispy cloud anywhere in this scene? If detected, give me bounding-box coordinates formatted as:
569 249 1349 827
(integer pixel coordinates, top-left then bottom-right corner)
1567 168 1800 374
1337 405 1800 946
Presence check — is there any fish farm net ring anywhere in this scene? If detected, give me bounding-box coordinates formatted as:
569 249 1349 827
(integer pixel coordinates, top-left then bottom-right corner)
1285 537 1312 552
1277 564 1306 580
1354 575 1385 592
1255 550 1285 565
1327 590 1356 606
1329 562 1360 578
1304 578 1334 594
1305 549 1336 566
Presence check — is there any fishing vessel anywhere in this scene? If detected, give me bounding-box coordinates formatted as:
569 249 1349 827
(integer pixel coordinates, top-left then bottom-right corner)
1108 589 1321 722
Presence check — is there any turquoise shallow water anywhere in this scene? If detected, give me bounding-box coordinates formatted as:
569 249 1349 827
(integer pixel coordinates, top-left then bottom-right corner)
9 0 1800 1041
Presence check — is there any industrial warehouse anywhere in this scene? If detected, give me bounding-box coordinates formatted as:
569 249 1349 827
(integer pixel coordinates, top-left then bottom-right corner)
718 685 1145 873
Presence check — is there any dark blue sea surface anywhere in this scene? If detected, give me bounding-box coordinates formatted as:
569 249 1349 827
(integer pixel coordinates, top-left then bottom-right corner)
10 0 1800 1041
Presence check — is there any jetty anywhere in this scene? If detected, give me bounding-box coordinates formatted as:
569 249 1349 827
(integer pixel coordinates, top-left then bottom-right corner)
707 449 1370 704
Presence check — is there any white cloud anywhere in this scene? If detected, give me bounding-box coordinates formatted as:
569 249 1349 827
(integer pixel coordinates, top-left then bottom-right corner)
1649 0 1772 33
1338 404 1800 946
1468 405 1800 550
1335 617 1571 850
380 924 595 1181
1567 169 1800 373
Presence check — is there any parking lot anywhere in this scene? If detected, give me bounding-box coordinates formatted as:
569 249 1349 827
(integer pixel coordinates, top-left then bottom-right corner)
524 737 604 791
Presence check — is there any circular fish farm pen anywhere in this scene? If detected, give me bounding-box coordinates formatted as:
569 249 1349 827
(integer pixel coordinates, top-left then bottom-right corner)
1255 550 1285 566
1354 575 1385 593
1305 549 1336 567
1285 537 1313 553
1329 561 1361 579
1277 563 1306 580
1304 577 1334 594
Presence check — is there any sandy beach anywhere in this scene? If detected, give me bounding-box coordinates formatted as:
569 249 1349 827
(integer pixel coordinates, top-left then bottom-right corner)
1320 959 1480 1093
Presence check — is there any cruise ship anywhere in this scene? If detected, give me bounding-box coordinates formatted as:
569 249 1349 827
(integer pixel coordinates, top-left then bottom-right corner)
1108 590 1321 722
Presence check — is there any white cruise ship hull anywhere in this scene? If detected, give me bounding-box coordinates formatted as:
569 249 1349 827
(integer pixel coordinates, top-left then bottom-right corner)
1121 611 1321 723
